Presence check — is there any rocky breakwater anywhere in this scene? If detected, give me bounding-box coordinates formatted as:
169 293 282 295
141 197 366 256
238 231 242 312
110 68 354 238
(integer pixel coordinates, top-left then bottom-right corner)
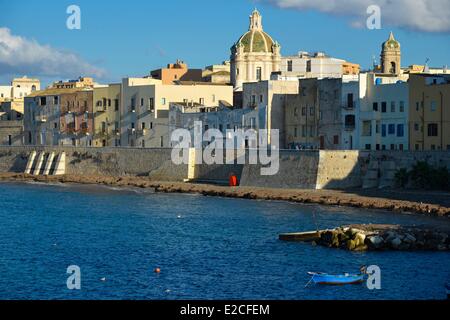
315 224 450 251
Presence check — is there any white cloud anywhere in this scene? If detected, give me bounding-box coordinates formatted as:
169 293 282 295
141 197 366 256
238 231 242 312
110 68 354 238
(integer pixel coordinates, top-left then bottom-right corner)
0 28 106 79
260 0 450 32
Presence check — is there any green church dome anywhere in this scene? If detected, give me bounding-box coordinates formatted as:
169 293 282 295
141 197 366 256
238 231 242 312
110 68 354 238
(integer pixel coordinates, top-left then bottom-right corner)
233 9 279 53
383 32 400 49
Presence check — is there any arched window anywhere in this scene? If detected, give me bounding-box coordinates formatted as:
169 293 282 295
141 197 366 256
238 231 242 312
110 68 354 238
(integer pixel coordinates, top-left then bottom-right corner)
390 61 396 74
31 85 36 91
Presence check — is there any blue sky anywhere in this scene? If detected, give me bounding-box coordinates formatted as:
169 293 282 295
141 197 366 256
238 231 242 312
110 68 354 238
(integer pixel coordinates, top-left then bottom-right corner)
1 0 449 85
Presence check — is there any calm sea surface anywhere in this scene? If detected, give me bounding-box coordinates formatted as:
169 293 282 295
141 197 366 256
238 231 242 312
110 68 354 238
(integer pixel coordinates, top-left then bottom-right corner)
0 182 448 300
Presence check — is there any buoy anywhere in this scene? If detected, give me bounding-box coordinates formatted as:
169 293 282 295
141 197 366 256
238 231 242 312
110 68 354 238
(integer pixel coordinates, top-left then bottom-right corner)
154 268 161 273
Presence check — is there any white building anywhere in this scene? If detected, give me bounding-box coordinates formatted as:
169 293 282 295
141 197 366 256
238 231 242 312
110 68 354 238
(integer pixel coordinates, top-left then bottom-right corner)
358 73 409 151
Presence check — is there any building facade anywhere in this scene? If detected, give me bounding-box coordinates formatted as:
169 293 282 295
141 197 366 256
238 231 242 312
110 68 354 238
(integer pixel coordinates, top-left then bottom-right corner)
120 78 233 148
409 74 450 151
230 9 281 91
242 80 299 146
358 73 409 151
59 90 94 146
93 84 122 147
280 51 360 80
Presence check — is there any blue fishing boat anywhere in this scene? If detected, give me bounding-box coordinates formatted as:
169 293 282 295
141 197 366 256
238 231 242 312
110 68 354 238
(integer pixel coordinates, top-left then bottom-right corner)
306 272 365 286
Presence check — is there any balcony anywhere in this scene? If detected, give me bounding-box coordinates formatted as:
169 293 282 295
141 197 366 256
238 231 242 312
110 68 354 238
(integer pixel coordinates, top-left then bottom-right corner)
96 105 107 112
343 101 356 110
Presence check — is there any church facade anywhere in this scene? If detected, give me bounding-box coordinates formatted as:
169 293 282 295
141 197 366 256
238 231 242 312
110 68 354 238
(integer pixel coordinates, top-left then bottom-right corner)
230 9 281 91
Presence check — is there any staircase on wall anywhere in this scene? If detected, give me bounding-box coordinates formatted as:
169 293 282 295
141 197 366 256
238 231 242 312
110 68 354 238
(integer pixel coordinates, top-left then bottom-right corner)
24 151 66 176
362 158 397 189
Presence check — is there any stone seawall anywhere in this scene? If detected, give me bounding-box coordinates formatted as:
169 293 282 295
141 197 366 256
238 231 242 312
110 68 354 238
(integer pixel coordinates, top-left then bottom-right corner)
0 146 188 181
0 146 449 189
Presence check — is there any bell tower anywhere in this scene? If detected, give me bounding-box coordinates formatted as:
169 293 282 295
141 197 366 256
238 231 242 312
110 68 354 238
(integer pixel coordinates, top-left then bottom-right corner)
381 32 401 75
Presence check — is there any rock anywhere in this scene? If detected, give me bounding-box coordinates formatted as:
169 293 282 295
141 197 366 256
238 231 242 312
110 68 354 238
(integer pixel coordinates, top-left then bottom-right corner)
354 233 366 247
347 239 357 250
390 237 402 249
331 232 340 248
403 233 417 244
367 236 384 249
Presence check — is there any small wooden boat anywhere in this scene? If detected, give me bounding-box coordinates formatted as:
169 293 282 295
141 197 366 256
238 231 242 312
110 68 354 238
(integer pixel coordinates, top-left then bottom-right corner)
307 272 365 286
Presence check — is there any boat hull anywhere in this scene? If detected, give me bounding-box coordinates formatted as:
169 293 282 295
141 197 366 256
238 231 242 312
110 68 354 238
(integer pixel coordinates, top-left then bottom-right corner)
310 273 365 285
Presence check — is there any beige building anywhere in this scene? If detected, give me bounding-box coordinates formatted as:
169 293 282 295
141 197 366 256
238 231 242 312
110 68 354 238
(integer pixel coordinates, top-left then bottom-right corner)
93 84 122 147
231 9 281 91
203 61 231 84
242 80 299 146
121 78 233 147
409 74 450 151
51 77 94 89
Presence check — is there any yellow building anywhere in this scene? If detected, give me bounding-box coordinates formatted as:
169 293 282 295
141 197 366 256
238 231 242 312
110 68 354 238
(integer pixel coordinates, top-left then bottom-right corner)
409 74 450 151
93 84 121 147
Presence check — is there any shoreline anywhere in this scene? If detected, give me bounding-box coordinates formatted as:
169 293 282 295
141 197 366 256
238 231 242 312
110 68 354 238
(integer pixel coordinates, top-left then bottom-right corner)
0 172 449 217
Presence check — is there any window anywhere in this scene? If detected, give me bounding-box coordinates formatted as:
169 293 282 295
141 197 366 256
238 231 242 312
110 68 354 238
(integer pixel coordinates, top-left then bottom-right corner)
160 136 164 147
373 102 378 111
287 60 293 72
388 124 395 135
381 102 387 113
236 68 239 76
54 96 58 105
399 101 405 112
161 98 166 105
212 95 216 102
390 144 395 150
397 124 404 137
333 135 339 145
375 122 380 134
199 98 204 105
431 101 437 112
149 98 154 111
362 121 372 136
347 93 354 109
294 127 298 137
382 145 386 150
294 108 298 117
382 124 386 137
306 60 312 72
365 144 371 150
114 99 119 111
131 98 135 108
399 144 404 151
376 144 380 150
416 102 420 111
391 101 395 113
259 95 263 103
141 122 146 130
251 95 256 105
107 99 111 107
428 123 438 137
302 107 306 116
414 123 419 131
256 67 262 81
140 98 144 106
